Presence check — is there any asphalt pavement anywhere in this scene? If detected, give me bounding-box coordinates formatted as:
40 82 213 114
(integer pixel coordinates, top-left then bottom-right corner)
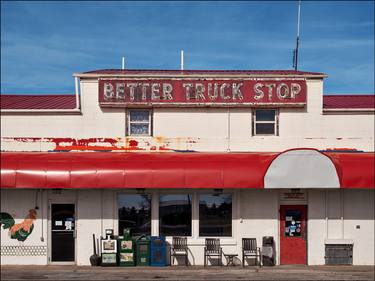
1 265 374 281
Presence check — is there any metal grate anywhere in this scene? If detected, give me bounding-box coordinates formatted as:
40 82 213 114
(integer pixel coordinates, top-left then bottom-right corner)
1 246 47 256
325 244 353 265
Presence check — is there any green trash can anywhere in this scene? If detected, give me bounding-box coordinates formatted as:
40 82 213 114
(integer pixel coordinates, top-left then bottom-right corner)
136 235 150 266
118 229 136 266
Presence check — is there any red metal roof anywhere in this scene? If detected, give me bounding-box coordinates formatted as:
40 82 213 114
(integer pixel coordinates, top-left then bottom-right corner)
81 69 326 76
1 95 76 110
323 95 375 109
1 152 373 189
2 94 374 110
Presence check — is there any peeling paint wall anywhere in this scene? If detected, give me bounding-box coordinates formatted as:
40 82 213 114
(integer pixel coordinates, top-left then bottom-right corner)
1 136 374 152
1 79 374 152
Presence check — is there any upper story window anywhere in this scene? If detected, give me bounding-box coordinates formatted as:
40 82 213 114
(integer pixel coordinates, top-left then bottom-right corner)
127 109 152 136
253 109 278 136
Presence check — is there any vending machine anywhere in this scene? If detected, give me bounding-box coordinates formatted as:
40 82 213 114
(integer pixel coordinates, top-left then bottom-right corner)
118 229 136 267
136 235 150 266
101 229 117 266
150 235 166 266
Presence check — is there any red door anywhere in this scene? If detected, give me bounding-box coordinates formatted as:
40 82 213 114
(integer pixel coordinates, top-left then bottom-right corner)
280 205 307 265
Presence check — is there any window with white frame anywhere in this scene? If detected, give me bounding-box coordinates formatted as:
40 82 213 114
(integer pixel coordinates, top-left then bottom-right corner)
127 109 152 136
253 109 278 136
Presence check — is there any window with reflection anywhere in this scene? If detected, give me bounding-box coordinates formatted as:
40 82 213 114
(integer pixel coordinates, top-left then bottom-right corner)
159 194 192 236
118 194 151 236
284 210 302 237
127 109 152 136
199 193 232 237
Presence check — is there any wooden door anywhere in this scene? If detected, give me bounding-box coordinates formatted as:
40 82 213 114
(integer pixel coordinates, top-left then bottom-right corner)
280 205 307 265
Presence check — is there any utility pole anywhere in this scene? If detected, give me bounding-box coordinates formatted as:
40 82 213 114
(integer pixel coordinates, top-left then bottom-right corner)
293 0 301 70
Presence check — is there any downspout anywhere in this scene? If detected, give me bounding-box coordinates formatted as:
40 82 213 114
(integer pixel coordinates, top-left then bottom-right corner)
227 107 231 152
341 189 344 239
74 76 81 111
325 190 328 239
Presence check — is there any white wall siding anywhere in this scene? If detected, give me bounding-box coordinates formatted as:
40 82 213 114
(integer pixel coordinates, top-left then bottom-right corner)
343 189 374 265
76 190 101 266
1 188 374 265
1 189 48 265
307 189 374 265
1 79 374 152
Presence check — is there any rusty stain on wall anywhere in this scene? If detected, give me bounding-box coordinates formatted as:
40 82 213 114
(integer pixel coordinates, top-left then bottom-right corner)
3 137 178 152
2 137 369 153
324 148 359 152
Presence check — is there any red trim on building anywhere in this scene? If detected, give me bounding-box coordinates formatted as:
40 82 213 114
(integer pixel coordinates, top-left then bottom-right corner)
323 95 375 109
1 152 373 189
82 69 326 76
3 94 374 110
0 95 76 110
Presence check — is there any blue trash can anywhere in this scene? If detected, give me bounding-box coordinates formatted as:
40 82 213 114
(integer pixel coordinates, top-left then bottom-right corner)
150 235 166 266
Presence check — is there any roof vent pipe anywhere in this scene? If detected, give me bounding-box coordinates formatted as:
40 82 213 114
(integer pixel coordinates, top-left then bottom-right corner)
180 50 184 71
122 57 125 70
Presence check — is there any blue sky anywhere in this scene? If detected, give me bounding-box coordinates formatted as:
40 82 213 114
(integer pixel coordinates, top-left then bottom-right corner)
1 1 374 94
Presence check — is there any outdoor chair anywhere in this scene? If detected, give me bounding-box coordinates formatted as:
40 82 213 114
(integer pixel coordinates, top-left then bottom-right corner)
204 238 223 266
242 238 262 267
170 237 188 266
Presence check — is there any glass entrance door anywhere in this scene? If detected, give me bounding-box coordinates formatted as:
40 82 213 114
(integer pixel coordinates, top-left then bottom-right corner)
51 204 75 262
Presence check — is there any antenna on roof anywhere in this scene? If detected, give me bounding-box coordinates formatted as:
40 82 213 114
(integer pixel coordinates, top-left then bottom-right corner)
180 50 184 71
122 57 125 70
292 0 301 71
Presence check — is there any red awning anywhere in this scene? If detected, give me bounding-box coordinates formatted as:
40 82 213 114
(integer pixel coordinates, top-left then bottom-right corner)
0 152 276 189
1 151 374 189
327 152 375 189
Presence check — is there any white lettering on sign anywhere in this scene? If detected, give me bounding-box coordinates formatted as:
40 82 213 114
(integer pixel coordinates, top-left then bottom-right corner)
291 83 302 98
183 83 194 100
127 83 137 101
253 83 299 101
151 83 160 100
254 83 264 100
162 83 173 100
277 83 289 99
100 80 306 105
142 83 149 100
207 83 219 100
195 83 206 100
220 83 230 100
104 83 115 99
265 84 276 101
115 83 125 100
232 83 243 100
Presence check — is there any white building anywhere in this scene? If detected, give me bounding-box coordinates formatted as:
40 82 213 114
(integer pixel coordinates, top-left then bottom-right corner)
1 69 374 266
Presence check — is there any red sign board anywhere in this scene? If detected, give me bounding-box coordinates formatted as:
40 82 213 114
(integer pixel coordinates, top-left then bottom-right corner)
99 79 306 107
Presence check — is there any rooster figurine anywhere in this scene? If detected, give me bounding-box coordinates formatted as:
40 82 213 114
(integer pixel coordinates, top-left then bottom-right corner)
0 209 37 241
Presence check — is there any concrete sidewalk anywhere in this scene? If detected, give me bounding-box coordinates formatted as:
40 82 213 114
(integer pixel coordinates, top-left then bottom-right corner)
1 265 374 281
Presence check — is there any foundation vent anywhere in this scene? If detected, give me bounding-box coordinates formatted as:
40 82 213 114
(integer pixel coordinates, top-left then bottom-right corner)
325 244 353 265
